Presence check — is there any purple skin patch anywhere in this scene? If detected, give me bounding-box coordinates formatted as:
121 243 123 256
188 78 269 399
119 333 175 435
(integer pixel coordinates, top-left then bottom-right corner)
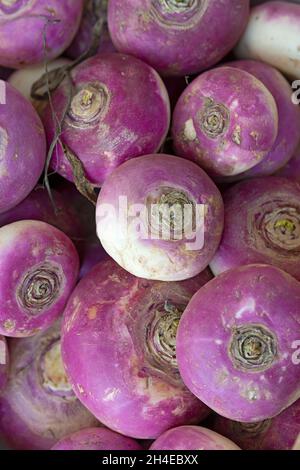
0 335 8 392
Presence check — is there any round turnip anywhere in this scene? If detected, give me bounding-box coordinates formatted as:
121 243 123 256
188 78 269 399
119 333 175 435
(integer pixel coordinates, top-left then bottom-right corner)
213 398 300 450
177 264 300 422
0 80 46 214
0 220 79 337
150 425 240 450
62 259 211 439
210 177 300 280
235 1 300 79
225 60 300 179
0 321 98 450
108 0 250 76
42 53 170 187
172 66 278 178
277 144 300 183
0 0 84 69
0 336 8 392
52 427 142 450
96 154 224 281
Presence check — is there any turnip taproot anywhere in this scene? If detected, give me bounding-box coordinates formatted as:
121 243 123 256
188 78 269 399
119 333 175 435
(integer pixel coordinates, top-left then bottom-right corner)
210 177 300 280
150 425 240 450
213 398 300 450
108 0 250 76
96 154 224 281
172 66 278 178
235 1 300 79
62 259 211 439
0 0 84 69
277 144 300 183
52 427 142 451
0 321 98 450
42 53 170 187
177 264 300 422
0 80 46 214
0 220 79 337
226 60 300 179
0 336 8 392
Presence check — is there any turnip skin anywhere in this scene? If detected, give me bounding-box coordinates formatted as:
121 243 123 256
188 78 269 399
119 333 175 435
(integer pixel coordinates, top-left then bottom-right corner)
0 336 8 392
150 425 240 450
277 144 300 183
108 0 250 77
52 427 142 451
0 220 79 338
210 177 300 280
0 322 98 450
0 81 46 214
96 154 224 282
225 60 300 179
77 240 108 279
42 53 170 187
172 66 278 178
0 1 84 69
177 264 300 422
213 398 300 450
61 259 211 439
235 1 300 79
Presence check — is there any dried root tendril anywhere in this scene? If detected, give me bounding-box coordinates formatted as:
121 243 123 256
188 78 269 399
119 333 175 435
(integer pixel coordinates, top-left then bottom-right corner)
232 419 271 437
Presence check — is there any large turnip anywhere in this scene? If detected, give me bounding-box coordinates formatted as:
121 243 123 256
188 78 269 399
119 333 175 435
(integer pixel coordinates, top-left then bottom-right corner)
0 1 83 68
213 398 300 450
42 53 170 187
108 0 250 76
177 264 300 422
96 154 224 281
0 336 8 392
210 177 300 280
52 427 142 451
0 220 79 337
172 66 278 178
0 80 46 214
150 426 240 450
62 259 211 439
0 321 98 450
235 1 300 79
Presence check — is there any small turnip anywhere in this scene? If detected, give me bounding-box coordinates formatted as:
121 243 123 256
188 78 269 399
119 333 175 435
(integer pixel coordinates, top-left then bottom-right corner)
172 66 278 178
0 336 8 392
42 53 170 186
235 1 300 79
0 80 46 214
177 264 300 422
0 321 98 450
150 425 240 450
52 427 142 451
0 0 84 68
213 398 300 450
210 177 300 280
77 239 108 279
0 220 79 337
277 144 300 183
96 154 224 281
108 0 250 76
62 259 211 439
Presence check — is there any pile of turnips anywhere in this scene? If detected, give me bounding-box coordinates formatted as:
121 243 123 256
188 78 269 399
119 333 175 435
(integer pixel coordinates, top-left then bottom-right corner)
0 0 300 452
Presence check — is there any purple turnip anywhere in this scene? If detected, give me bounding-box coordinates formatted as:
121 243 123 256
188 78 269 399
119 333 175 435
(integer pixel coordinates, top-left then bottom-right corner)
213 398 300 450
77 239 108 279
96 154 224 281
0 1 84 69
150 425 240 450
277 144 300 183
0 220 79 337
172 66 278 178
108 0 250 76
225 60 300 179
42 53 170 187
0 336 8 392
210 177 300 280
62 259 211 439
235 1 300 79
0 321 98 450
177 264 300 422
52 427 142 451
0 80 46 214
